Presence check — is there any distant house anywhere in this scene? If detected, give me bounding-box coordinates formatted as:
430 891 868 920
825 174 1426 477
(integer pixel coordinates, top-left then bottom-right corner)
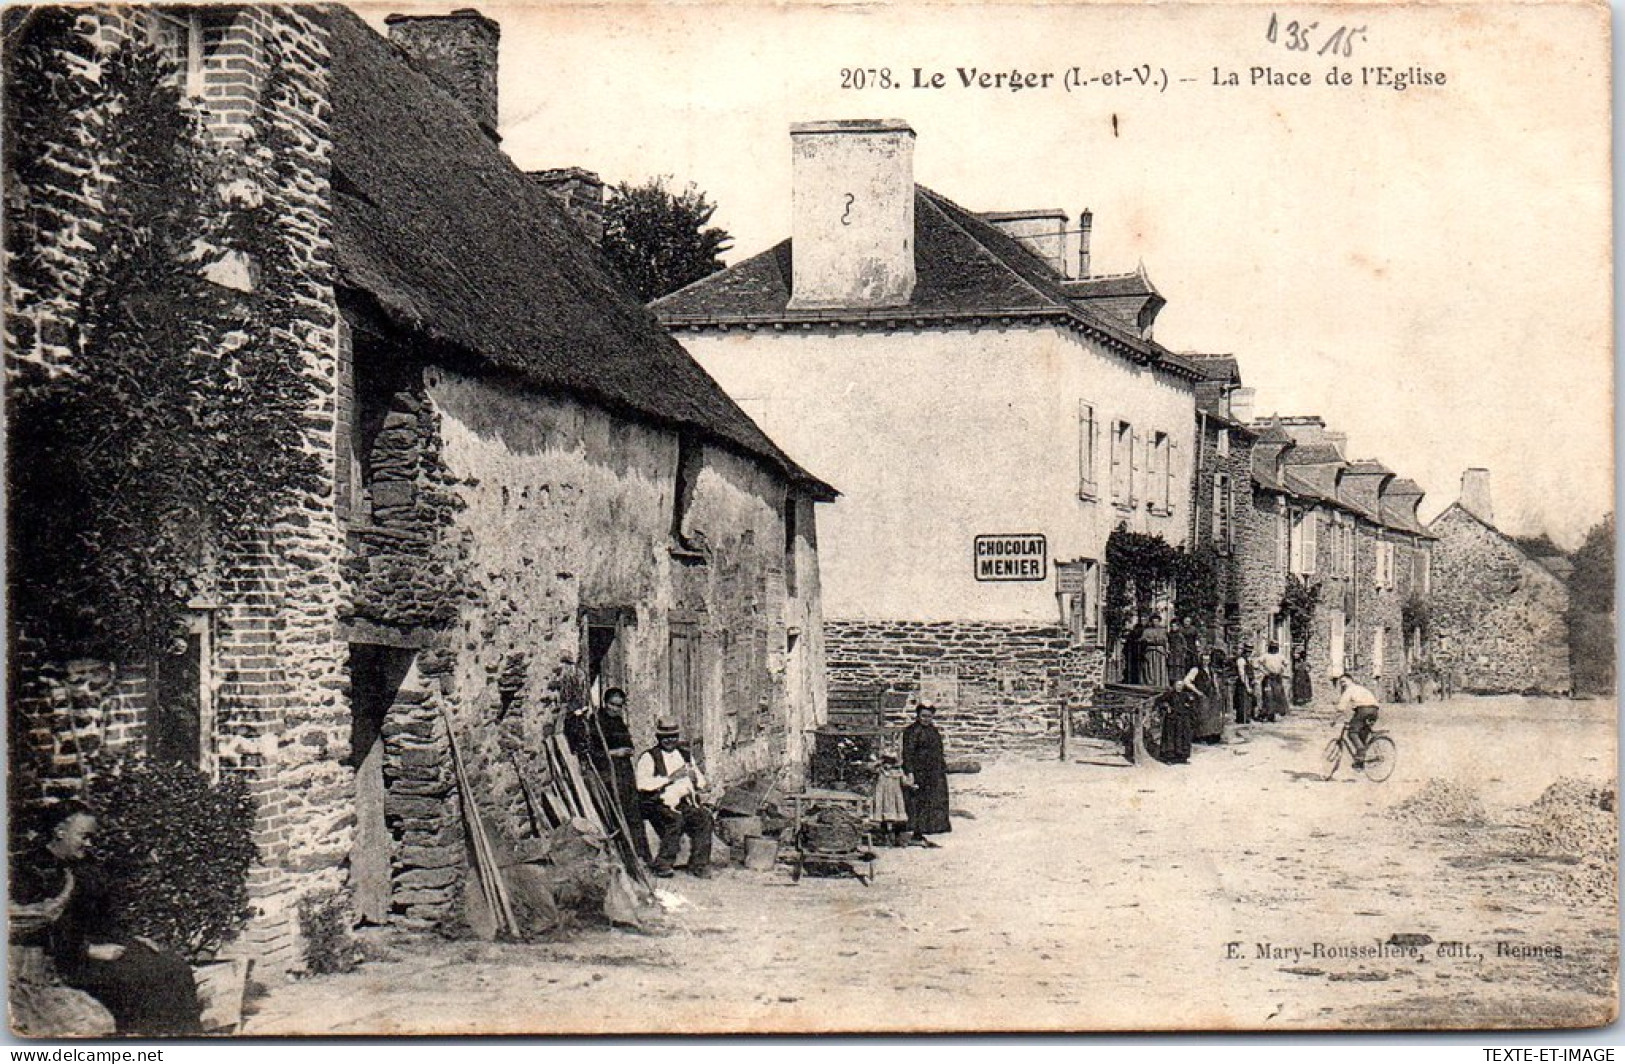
1428 469 1571 694
654 119 1206 757
6 6 832 973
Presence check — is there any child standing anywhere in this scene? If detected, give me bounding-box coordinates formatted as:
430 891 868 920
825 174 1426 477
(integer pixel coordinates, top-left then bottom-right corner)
872 754 911 847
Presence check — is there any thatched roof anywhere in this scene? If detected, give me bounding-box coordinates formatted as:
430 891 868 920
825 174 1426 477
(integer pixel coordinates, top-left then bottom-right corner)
318 7 835 500
653 185 1202 382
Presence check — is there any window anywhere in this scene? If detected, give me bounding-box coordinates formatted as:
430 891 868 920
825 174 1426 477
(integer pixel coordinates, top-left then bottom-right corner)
1290 509 1318 575
1216 428 1230 458
671 434 704 554
1150 431 1174 513
1110 421 1133 506
783 492 799 597
149 9 206 99
1211 473 1234 551
150 611 214 776
1056 559 1101 645
1276 509 1290 572
1375 541 1397 590
1077 400 1099 499
1415 548 1431 595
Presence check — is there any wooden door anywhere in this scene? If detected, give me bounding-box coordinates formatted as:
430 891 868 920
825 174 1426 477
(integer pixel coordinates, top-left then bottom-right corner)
669 622 703 757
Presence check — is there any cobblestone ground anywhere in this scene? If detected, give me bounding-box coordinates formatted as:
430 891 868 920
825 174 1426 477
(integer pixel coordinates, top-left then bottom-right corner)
244 695 1617 1034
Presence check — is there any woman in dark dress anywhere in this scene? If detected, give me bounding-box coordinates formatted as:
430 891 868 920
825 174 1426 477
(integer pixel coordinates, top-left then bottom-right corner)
1196 649 1228 740
565 688 650 864
902 703 951 844
1140 614 1170 689
1233 644 1257 723
1207 646 1234 736
1291 646 1314 706
1157 685 1196 764
12 804 202 1036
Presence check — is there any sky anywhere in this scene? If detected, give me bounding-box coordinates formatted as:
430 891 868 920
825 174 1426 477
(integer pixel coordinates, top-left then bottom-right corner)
362 1 1614 548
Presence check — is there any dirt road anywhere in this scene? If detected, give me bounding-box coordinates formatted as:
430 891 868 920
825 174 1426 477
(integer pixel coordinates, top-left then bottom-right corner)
244 695 1617 1034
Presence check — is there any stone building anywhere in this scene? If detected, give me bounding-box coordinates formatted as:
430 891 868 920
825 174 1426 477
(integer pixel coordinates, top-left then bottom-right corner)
6 5 832 974
1185 354 1259 645
653 120 1207 758
1428 469 1571 694
1246 417 1434 698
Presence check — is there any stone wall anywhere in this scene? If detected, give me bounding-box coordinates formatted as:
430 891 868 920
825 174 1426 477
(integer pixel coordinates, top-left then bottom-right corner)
824 620 1102 760
1430 506 1571 693
1190 421 1257 641
1239 490 1288 648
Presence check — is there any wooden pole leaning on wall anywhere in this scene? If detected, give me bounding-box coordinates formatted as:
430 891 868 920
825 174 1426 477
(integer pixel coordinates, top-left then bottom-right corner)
438 704 519 937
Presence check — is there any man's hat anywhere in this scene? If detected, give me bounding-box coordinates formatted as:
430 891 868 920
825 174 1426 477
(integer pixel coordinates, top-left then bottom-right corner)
1327 666 1346 681
655 718 681 738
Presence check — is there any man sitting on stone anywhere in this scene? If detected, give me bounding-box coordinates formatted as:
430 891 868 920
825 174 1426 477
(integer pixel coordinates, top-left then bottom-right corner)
634 719 714 878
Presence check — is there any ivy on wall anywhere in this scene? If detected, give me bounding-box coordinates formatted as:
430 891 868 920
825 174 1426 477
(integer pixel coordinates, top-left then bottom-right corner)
1104 527 1221 643
5 19 320 663
1279 574 1322 649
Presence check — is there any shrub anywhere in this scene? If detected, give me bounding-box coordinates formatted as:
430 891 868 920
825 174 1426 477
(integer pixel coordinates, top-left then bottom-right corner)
86 757 256 961
296 891 361 975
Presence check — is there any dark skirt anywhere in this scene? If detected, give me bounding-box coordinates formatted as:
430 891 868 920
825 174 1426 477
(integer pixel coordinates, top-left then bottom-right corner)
1260 675 1288 720
1159 700 1195 764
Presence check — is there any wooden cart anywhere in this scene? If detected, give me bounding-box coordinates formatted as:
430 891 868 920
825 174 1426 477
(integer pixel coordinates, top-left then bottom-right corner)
787 790 877 886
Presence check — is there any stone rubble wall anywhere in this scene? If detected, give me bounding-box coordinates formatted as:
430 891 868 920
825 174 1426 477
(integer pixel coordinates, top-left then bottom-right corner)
824 619 1103 760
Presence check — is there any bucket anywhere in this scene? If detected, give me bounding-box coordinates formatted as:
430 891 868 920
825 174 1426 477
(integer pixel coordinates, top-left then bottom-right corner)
743 835 779 871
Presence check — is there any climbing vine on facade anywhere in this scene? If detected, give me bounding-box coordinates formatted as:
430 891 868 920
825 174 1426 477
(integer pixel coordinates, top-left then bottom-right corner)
5 23 320 663
1279 575 1322 649
1104 527 1219 641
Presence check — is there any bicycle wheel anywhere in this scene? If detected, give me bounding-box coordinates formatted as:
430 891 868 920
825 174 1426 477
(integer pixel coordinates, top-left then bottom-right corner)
1362 736 1397 782
1321 737 1344 780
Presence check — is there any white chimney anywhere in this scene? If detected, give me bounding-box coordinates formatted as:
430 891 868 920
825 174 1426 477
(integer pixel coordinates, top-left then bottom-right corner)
979 209 1068 277
1460 468 1494 526
788 120 916 310
1228 387 1255 424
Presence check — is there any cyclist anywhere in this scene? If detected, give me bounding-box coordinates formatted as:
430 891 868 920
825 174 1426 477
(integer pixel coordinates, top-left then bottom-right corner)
1329 667 1380 765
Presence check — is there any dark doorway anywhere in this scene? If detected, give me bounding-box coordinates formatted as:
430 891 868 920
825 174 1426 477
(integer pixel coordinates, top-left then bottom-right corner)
347 643 415 926
150 618 206 769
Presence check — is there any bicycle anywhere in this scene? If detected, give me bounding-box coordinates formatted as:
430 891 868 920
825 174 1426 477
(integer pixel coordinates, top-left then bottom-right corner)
1322 716 1396 782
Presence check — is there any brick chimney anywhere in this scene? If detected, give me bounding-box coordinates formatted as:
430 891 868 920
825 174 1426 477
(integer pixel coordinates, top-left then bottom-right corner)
979 209 1068 277
1460 467 1494 525
386 9 500 139
530 167 605 242
788 119 916 311
1077 209 1093 277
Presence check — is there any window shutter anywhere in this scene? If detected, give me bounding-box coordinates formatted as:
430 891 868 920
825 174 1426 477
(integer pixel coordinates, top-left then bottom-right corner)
1130 429 1143 505
1078 401 1096 495
1210 473 1223 546
1303 510 1318 574
1166 438 1178 511
1110 422 1123 502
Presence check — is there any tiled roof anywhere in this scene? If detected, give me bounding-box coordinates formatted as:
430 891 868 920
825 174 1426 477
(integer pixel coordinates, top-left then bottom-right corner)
1061 272 1159 300
1182 353 1241 383
318 7 835 499
1281 442 1346 466
653 186 1203 381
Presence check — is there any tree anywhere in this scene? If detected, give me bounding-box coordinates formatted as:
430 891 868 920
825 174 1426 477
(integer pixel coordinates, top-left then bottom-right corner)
1569 514 1614 614
600 176 732 302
